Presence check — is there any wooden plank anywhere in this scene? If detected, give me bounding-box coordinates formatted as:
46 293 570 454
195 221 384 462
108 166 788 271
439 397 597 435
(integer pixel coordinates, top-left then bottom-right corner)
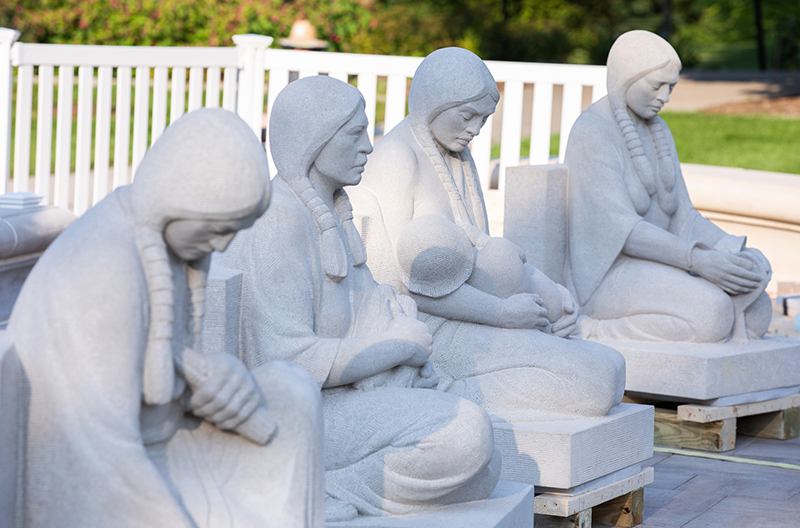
592 488 644 527
130 66 150 178
221 66 237 111
54 65 74 209
738 408 800 440
558 82 582 162
205 66 221 108
530 81 553 165
536 509 591 528
12 64 34 191
677 393 800 423
93 66 112 206
654 408 736 452
384 74 407 134
170 66 187 124
34 65 54 202
150 66 168 145
73 65 94 216
471 112 493 191
535 468 653 517
356 72 377 144
113 66 132 189
499 79 524 193
187 66 204 112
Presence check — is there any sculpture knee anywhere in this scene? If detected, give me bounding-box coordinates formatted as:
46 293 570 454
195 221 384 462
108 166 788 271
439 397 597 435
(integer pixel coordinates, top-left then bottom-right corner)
745 291 772 339
443 400 495 475
693 288 735 342
252 360 322 430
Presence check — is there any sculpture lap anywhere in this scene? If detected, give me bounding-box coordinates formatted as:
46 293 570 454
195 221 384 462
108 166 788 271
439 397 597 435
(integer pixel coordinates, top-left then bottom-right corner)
153 361 324 528
580 256 771 342
427 317 625 420
323 387 499 516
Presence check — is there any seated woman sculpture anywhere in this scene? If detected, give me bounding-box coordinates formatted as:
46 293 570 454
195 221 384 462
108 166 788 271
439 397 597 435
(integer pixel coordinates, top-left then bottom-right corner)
220 75 500 521
564 30 772 343
7 109 324 528
353 47 625 422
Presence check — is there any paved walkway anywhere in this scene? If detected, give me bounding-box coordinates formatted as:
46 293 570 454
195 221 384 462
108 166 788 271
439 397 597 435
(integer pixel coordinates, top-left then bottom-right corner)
601 435 800 528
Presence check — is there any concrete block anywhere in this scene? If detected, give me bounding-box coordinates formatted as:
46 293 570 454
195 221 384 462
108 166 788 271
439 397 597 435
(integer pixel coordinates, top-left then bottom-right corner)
607 335 800 401
0 335 27 528
201 263 243 357
503 164 568 285
327 480 534 528
494 403 654 489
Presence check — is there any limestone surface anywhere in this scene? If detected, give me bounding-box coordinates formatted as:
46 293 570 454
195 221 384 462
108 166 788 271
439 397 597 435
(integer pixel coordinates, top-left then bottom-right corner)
0 195 75 326
563 30 773 343
217 75 500 522
3 108 325 527
353 47 626 422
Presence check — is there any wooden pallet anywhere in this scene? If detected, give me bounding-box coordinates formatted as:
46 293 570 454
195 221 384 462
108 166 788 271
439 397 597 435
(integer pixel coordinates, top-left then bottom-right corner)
624 393 800 452
534 467 652 527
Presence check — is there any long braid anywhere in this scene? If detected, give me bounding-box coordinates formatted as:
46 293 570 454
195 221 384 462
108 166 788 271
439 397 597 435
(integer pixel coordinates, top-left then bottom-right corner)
284 175 348 281
187 254 211 350
135 224 176 405
613 108 658 196
411 125 478 230
334 188 367 267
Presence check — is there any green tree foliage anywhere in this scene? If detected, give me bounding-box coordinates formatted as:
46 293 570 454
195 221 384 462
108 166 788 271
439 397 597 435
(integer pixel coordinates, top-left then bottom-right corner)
3 0 799 68
2 0 371 51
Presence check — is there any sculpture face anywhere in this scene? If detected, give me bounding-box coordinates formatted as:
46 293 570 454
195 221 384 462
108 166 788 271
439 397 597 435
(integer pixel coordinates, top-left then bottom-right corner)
428 94 496 153
626 62 680 120
311 108 373 187
164 213 259 261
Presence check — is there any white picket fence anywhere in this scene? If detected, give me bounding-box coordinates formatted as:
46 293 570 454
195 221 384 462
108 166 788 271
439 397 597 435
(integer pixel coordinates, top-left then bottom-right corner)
0 27 607 216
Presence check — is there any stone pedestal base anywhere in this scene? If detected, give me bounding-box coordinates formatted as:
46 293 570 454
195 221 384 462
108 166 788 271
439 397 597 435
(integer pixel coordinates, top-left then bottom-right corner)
604 336 800 402
327 481 535 528
493 403 654 489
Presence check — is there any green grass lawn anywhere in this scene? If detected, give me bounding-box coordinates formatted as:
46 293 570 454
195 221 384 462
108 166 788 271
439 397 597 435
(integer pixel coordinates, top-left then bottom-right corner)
491 112 800 175
662 111 800 175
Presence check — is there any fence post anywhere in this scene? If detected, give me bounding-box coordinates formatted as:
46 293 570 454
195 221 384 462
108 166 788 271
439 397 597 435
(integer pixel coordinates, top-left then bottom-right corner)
0 28 20 195
232 34 273 142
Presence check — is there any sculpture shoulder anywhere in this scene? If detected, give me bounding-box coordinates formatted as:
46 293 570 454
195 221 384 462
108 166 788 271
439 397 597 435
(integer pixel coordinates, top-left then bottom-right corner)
249 178 316 242
571 99 618 141
364 125 422 190
37 194 143 282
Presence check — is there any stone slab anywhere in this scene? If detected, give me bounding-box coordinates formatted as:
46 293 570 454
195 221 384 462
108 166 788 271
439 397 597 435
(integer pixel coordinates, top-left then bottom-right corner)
327 480 534 528
603 336 800 401
494 403 654 489
201 262 243 357
0 334 26 528
535 466 654 517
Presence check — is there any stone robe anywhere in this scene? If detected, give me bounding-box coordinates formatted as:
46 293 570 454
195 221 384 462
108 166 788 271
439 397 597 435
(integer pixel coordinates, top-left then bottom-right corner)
220 177 500 517
355 117 625 421
7 188 324 528
564 96 771 342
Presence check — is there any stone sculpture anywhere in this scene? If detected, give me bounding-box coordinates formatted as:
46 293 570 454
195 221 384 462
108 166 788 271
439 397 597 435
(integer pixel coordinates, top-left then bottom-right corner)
5 108 324 528
353 47 626 422
219 75 501 522
564 30 772 343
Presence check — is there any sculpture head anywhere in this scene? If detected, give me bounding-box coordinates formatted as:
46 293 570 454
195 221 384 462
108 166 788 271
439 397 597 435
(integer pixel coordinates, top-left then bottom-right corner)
128 108 271 406
606 30 681 120
409 47 499 153
269 75 369 281
131 108 270 240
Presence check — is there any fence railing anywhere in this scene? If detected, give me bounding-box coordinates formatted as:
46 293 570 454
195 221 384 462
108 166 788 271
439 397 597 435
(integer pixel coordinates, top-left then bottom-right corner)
1 28 607 216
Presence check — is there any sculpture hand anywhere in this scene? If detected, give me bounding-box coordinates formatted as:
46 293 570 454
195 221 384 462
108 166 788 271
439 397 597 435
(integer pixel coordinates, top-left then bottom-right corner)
691 248 763 294
498 293 549 330
740 247 771 280
387 314 434 368
412 361 440 389
550 285 578 338
188 353 263 431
